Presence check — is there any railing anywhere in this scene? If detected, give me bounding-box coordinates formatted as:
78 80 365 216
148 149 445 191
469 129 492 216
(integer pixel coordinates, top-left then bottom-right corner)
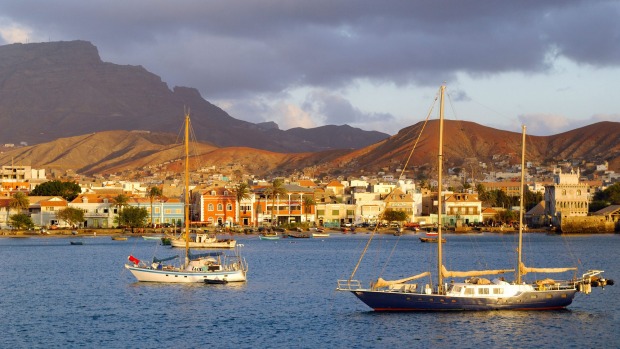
337 279 362 291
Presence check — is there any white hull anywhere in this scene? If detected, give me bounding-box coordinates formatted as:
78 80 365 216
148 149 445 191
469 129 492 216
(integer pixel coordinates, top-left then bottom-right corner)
170 237 236 249
125 264 246 283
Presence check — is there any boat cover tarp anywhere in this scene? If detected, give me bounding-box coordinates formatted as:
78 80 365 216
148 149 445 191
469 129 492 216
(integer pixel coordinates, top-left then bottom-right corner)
441 265 514 278
373 272 431 289
188 250 223 260
519 262 576 275
153 255 179 263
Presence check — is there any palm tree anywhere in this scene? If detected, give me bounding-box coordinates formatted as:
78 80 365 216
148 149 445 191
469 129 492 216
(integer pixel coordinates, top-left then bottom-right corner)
234 182 252 226
263 179 287 226
113 193 130 227
147 186 163 227
9 192 30 224
302 195 316 224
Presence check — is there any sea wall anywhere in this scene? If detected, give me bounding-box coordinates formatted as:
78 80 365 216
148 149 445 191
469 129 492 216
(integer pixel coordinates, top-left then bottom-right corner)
559 216 616 234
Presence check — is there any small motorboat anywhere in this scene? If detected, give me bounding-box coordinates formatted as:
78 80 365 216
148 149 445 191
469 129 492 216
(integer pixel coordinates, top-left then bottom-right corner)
70 241 83 245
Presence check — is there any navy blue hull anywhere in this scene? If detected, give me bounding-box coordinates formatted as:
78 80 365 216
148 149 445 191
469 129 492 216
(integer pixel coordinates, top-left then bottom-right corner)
351 289 577 311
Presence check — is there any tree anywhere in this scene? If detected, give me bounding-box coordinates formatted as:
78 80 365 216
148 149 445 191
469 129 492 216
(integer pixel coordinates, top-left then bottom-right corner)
56 207 85 229
9 213 34 230
9 192 30 215
119 206 149 233
302 195 316 224
30 180 82 201
263 179 287 226
147 186 163 227
382 209 408 225
591 183 620 212
234 182 251 225
113 194 130 226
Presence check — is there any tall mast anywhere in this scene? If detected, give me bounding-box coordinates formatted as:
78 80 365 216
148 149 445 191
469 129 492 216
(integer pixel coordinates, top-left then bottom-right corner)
184 112 190 266
517 125 526 283
437 84 445 293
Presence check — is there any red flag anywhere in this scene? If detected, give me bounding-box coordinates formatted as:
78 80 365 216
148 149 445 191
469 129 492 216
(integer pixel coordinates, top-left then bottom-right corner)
128 255 140 265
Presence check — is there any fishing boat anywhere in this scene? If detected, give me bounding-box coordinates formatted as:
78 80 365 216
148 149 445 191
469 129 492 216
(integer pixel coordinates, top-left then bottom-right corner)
142 235 162 241
259 232 280 240
111 236 127 241
311 232 330 238
125 112 247 284
337 85 613 311
419 237 445 243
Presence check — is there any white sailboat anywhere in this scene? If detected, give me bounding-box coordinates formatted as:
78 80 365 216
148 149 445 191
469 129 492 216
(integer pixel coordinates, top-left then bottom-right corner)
125 112 247 283
337 84 613 310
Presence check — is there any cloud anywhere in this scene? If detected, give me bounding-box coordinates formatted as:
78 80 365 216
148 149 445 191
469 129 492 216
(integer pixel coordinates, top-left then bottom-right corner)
1 1 619 135
302 89 395 128
0 18 31 44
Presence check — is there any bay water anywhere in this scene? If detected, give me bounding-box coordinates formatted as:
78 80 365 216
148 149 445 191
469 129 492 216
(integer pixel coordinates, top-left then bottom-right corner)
1 233 618 348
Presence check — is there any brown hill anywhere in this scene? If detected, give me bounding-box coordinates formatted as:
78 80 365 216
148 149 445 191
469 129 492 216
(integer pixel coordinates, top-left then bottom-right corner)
1 121 618 178
0 40 388 153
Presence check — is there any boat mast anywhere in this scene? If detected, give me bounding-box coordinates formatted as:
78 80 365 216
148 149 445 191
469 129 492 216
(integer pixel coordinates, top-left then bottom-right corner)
437 84 445 293
517 125 526 284
184 112 190 266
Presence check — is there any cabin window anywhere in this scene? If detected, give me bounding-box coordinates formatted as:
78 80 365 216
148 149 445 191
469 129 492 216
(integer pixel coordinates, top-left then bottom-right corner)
479 288 489 295
453 286 462 293
493 288 504 295
464 288 474 295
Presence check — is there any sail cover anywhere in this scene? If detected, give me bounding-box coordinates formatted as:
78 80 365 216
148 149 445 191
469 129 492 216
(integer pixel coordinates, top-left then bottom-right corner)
441 265 514 278
519 262 576 275
153 255 179 263
188 250 223 260
373 272 431 289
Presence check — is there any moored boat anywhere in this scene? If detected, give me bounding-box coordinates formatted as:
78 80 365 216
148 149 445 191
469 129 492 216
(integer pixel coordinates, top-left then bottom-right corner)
337 85 613 311
124 112 247 284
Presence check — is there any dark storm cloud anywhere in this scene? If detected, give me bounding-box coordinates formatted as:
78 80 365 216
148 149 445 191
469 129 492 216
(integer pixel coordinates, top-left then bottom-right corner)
2 0 618 99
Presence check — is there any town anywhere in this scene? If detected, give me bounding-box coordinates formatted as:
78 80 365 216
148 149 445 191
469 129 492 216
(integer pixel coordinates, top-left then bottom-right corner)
1 155 619 234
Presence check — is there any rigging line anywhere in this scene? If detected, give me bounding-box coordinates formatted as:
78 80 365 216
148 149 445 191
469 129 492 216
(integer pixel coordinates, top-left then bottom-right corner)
396 91 440 182
348 90 441 281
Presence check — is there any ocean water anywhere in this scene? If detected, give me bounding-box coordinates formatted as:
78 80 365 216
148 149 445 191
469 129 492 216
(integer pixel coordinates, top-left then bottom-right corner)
0 233 618 349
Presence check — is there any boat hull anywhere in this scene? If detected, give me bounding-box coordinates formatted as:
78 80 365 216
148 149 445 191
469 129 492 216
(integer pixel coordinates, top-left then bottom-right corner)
348 289 577 311
124 265 246 283
259 235 280 240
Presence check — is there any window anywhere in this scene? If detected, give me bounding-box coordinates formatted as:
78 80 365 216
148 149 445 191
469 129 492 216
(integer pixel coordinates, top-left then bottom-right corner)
478 288 489 295
208 204 214 211
464 288 474 295
217 203 223 211
226 204 232 211
164 209 171 214
154 207 160 214
493 288 504 295
317 210 325 216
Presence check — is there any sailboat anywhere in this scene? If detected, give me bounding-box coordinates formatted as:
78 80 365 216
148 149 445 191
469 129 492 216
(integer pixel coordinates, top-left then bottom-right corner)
337 85 613 311
125 112 247 283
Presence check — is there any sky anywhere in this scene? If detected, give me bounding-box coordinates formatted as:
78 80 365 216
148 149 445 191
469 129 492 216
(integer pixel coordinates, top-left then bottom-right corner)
1 1 619 136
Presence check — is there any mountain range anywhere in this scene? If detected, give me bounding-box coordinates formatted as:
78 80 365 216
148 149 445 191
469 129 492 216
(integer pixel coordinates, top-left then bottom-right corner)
0 40 388 153
1 40 619 178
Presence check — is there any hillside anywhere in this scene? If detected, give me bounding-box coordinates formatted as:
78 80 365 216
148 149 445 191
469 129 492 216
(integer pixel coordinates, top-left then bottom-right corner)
1 120 618 177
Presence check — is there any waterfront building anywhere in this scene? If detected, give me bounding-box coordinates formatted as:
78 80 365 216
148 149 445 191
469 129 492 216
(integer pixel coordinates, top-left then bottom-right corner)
442 192 482 226
544 168 589 226
28 196 68 228
69 194 116 228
